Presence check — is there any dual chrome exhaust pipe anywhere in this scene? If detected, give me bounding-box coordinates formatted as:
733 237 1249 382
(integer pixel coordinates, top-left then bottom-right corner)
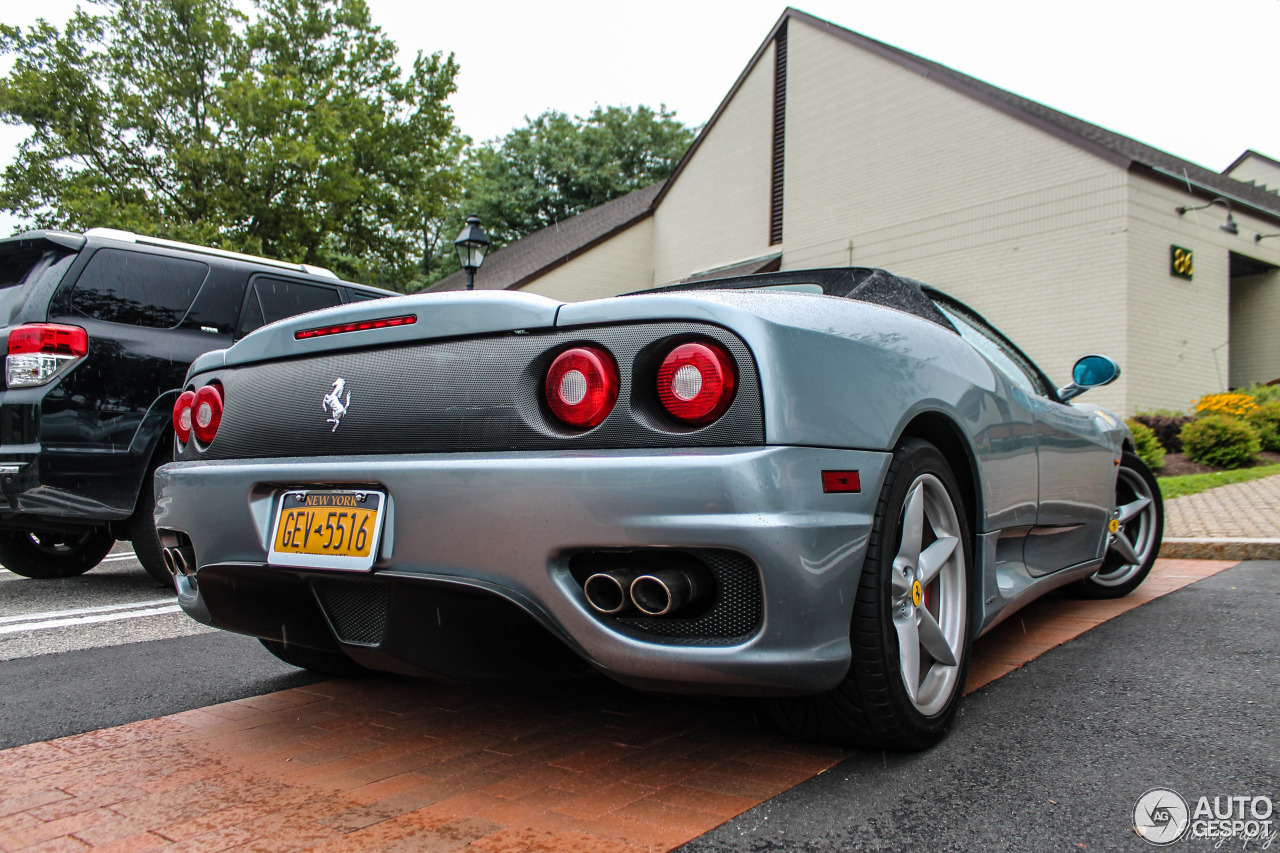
161 545 196 577
583 569 705 617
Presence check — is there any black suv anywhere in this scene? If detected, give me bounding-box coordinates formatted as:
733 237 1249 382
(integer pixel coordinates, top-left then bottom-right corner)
0 228 391 584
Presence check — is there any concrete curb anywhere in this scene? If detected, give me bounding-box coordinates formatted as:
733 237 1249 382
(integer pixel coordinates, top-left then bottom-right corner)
1160 538 1280 561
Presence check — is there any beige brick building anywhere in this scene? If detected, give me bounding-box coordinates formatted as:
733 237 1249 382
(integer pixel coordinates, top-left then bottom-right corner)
433 8 1280 415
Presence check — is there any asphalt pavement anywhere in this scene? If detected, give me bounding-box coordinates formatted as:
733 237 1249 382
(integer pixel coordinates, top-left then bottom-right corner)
679 561 1280 852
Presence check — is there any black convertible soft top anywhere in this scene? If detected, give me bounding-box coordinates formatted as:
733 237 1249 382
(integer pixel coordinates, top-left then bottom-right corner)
629 267 957 332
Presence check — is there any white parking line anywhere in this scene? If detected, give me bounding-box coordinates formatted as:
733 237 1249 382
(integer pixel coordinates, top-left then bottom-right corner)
0 600 180 635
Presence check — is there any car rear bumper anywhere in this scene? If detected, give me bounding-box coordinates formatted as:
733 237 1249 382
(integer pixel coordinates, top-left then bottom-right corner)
154 445 890 695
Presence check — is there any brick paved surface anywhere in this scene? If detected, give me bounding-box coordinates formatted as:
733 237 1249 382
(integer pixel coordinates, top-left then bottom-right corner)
1164 476 1280 538
0 559 1237 853
1161 474 1280 559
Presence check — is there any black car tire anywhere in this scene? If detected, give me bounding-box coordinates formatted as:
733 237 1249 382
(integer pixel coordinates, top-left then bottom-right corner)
259 638 377 678
129 454 173 589
0 528 116 579
768 438 972 750
1063 451 1164 600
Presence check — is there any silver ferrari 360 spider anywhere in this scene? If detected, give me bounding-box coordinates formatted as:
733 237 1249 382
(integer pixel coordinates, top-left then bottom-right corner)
154 268 1163 749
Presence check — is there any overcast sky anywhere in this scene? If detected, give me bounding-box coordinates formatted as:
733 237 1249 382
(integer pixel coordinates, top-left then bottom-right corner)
2 0 1277 235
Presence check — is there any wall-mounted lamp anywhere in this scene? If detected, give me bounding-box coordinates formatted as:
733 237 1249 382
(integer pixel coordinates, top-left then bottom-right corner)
1257 232 1280 243
1176 198 1238 235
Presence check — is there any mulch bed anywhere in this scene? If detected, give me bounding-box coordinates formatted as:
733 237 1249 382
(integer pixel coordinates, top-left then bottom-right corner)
1156 450 1280 478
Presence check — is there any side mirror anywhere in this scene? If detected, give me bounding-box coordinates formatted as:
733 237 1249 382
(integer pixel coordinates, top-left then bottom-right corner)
1058 354 1120 402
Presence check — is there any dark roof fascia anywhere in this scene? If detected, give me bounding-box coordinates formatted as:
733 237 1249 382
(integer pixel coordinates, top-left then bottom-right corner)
1223 149 1280 175
507 205 656 291
1134 162 1280 226
651 8 793 209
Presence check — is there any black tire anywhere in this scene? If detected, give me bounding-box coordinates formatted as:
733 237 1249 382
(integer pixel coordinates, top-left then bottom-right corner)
1063 451 1164 600
259 638 377 678
768 438 972 750
0 528 116 579
128 455 173 588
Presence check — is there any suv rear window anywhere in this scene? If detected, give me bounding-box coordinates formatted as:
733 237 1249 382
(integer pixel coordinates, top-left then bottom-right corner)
68 249 209 328
0 245 73 324
238 277 343 336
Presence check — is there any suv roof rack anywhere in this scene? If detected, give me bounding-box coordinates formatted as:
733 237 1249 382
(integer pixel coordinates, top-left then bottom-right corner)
84 228 339 279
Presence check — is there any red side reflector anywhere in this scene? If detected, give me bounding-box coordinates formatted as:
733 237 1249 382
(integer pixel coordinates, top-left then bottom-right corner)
295 314 416 340
8 323 88 356
821 471 861 493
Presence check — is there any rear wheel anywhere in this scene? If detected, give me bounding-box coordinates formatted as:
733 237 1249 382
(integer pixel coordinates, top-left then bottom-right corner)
259 638 376 678
0 528 116 579
769 438 972 749
1064 451 1163 599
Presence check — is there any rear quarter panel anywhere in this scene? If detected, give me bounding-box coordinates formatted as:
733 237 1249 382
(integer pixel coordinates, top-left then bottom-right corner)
560 290 1039 533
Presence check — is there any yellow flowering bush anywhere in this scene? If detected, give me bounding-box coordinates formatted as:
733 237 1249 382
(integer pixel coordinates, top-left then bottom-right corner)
1192 393 1258 419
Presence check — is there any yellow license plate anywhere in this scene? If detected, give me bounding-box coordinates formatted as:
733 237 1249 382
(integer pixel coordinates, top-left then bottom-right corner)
267 490 386 571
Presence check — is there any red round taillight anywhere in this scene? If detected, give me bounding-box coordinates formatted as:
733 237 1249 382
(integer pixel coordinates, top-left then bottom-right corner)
191 384 224 444
172 390 196 444
545 346 619 429
656 342 737 425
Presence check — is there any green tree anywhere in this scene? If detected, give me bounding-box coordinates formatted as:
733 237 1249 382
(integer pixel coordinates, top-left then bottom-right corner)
464 104 696 248
0 0 467 290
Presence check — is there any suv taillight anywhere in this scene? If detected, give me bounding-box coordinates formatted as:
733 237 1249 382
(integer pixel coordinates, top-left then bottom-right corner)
6 323 89 388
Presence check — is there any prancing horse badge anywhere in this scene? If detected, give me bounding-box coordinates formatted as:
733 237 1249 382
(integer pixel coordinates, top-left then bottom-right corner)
323 378 351 431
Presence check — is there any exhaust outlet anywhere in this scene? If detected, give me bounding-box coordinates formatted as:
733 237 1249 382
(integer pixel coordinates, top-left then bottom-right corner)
168 546 196 576
161 547 177 576
583 570 638 614
630 570 704 616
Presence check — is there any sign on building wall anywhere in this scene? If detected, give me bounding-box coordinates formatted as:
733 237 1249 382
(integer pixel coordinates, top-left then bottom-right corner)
1171 245 1194 280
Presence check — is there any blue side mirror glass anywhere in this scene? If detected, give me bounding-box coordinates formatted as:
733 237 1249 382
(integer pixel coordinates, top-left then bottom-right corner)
1072 355 1120 388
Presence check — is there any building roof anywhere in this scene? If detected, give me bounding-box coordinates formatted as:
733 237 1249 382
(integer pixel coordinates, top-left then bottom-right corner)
433 7 1279 294
658 8 1280 221
427 182 664 293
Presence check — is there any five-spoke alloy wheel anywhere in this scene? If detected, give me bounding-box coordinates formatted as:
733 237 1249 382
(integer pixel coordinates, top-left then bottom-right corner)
768 438 972 749
1066 450 1164 599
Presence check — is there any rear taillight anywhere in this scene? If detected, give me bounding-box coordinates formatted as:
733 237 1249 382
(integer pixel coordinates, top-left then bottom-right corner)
172 390 196 444
6 323 89 387
656 341 737 425
545 346 619 429
191 384 224 444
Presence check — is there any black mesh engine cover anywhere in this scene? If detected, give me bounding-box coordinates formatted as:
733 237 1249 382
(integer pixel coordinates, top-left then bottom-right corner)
617 550 764 645
183 322 763 459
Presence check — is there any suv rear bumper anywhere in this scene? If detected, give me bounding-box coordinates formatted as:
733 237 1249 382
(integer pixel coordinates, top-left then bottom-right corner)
0 450 143 528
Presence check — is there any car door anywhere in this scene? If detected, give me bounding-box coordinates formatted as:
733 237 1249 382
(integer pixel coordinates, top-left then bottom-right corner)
935 299 1113 575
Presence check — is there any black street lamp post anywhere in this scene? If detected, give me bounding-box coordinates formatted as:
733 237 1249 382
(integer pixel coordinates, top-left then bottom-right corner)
454 215 492 290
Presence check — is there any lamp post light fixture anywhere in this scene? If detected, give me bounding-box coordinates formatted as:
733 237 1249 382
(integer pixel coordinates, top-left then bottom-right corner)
454 215 492 291
1176 198 1239 236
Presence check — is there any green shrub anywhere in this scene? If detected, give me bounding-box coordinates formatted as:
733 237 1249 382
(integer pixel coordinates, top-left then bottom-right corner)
1246 401 1280 452
1124 419 1165 470
1240 383 1280 405
1132 411 1194 453
1180 416 1261 469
